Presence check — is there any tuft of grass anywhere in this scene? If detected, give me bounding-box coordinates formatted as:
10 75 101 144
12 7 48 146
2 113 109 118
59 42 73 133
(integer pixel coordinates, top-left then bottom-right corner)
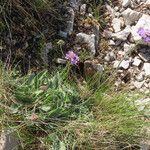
0 63 149 149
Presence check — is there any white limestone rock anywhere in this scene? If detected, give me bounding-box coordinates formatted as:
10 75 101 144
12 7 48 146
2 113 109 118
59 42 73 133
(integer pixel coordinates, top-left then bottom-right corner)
119 60 130 69
136 72 144 82
112 18 122 32
122 0 131 7
112 26 131 41
143 63 150 76
131 14 150 46
76 33 96 57
121 8 142 25
80 4 86 15
132 57 142 66
146 0 150 9
133 81 145 89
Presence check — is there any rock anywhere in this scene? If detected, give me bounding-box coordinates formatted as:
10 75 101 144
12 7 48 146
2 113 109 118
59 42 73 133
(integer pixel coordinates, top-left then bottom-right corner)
132 57 142 66
0 131 19 150
114 6 119 11
138 51 150 62
56 58 67 64
93 64 104 72
112 18 122 32
76 33 96 57
41 42 52 65
104 52 116 62
119 60 130 69
84 60 104 78
122 8 142 25
58 31 68 38
131 14 150 46
146 0 150 8
108 40 116 45
64 7 75 35
122 0 131 7
80 4 86 15
103 30 113 39
133 81 145 88
112 26 131 41
143 63 150 76
106 4 116 18
136 72 144 82
69 0 80 10
113 60 120 68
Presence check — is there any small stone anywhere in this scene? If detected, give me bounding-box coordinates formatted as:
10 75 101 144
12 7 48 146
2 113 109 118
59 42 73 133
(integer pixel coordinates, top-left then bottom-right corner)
119 60 130 69
80 4 86 15
41 42 52 64
122 0 131 7
76 33 96 57
109 51 116 60
56 58 67 64
112 26 131 41
122 8 142 25
135 73 144 82
109 40 116 45
113 60 120 68
143 63 150 76
114 6 119 11
104 52 116 62
58 31 68 38
112 18 122 32
138 53 150 62
132 57 142 66
146 0 150 8
133 81 145 89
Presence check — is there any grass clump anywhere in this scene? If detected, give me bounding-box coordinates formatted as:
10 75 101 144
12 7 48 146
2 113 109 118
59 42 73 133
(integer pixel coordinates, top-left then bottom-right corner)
0 63 148 149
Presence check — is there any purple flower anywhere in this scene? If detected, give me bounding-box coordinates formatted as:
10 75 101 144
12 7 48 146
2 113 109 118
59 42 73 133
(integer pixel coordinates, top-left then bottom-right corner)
65 51 79 65
137 27 150 43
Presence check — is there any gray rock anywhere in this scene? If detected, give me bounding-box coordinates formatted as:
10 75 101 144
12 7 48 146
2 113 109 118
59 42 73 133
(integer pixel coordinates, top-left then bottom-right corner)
133 81 145 88
143 63 150 76
41 42 52 65
0 131 19 150
136 72 144 82
80 4 86 15
122 0 131 7
76 33 96 57
104 52 116 62
58 31 68 38
64 7 75 35
112 26 131 41
146 0 150 9
113 60 120 68
69 0 80 10
138 52 150 62
122 8 142 25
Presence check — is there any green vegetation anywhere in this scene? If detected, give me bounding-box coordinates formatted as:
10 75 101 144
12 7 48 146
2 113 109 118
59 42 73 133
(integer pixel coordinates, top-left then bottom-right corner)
0 63 148 149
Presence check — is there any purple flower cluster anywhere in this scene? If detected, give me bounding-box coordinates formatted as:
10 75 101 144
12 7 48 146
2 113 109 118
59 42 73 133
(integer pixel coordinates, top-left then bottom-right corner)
65 51 79 65
137 27 150 43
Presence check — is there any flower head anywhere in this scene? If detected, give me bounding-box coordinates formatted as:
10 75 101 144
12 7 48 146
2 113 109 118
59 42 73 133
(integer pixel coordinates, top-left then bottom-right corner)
65 51 79 65
137 27 150 43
